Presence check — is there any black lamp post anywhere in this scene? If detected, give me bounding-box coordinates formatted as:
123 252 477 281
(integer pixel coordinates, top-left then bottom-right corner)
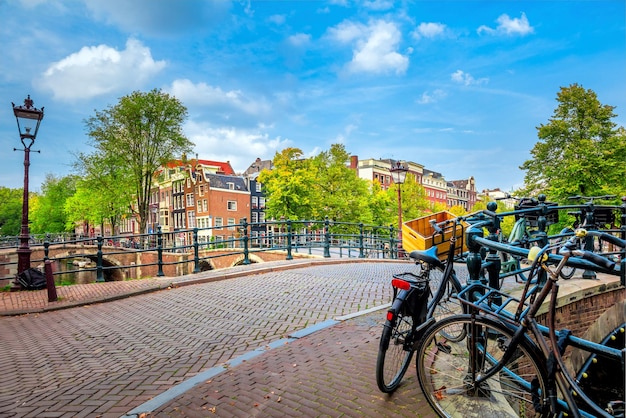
13 95 44 274
390 161 408 258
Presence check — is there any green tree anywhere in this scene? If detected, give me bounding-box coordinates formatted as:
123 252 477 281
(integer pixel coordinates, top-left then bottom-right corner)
389 173 430 226
71 152 134 235
84 89 192 234
312 144 372 224
30 174 78 234
368 180 394 227
0 187 23 235
520 84 625 201
258 147 317 220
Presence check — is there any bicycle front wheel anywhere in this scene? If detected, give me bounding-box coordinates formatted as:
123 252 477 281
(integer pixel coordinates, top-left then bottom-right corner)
416 314 550 417
376 305 415 393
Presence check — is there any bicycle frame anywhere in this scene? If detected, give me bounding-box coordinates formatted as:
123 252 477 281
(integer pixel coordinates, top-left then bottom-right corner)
458 230 625 418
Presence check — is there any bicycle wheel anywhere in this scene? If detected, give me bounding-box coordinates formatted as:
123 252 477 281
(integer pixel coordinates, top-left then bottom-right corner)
416 314 550 417
376 301 415 393
428 270 466 342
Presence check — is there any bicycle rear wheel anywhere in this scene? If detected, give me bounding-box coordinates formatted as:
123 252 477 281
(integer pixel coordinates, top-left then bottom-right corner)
376 303 415 393
416 314 550 417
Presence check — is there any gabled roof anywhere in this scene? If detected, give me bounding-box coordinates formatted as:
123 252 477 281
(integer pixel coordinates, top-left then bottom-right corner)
204 172 249 192
163 159 235 175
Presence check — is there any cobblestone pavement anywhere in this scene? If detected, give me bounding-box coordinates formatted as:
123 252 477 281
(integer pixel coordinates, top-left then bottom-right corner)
151 309 436 418
1 258 617 418
0 259 435 418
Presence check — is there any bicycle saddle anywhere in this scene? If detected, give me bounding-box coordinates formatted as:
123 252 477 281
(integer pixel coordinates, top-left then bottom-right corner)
409 246 444 269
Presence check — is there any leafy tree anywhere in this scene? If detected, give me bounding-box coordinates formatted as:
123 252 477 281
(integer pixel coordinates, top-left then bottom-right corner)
389 173 430 226
258 147 317 220
368 180 394 227
312 144 372 224
520 84 625 201
448 205 468 217
84 89 192 234
0 187 24 235
30 174 78 233
71 152 134 235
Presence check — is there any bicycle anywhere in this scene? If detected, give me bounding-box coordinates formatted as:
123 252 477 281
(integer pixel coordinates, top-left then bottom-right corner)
414 227 625 417
375 215 470 393
557 194 620 279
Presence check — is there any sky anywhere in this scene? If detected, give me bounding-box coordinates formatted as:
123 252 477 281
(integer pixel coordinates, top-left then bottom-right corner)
0 0 624 194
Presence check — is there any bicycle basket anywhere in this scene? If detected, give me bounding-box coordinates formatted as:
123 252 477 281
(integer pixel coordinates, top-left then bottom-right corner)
402 211 468 260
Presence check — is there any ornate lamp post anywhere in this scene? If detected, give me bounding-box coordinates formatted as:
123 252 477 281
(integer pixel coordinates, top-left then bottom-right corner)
390 161 408 258
13 95 44 274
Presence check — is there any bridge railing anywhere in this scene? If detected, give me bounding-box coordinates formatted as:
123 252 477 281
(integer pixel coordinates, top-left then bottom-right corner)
0 218 399 286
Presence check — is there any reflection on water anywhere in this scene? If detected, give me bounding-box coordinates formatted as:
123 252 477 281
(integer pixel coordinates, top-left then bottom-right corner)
54 258 97 285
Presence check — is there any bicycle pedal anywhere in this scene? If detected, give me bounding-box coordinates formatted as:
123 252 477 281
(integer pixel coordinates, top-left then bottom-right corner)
436 341 452 354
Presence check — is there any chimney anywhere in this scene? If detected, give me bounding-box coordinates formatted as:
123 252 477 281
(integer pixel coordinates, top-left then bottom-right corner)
350 155 358 169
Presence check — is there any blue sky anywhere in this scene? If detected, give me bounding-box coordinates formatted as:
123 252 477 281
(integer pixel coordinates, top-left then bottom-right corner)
1 0 624 193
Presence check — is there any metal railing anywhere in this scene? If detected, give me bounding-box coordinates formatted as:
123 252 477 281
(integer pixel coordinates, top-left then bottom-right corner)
0 218 399 285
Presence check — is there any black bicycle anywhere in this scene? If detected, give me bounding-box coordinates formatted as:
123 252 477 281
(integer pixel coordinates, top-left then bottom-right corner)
414 227 625 417
375 216 468 393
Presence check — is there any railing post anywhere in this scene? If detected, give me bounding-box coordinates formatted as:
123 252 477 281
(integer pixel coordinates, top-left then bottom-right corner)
96 235 104 282
389 225 397 259
242 218 250 265
286 219 293 260
157 225 164 277
358 223 365 258
43 238 57 302
620 196 626 286
323 217 331 258
192 228 200 273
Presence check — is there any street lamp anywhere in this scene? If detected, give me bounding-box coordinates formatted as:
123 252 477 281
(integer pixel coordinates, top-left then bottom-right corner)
390 161 408 258
13 95 44 274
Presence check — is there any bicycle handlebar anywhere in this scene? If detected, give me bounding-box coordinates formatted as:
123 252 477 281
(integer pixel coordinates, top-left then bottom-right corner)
572 249 617 270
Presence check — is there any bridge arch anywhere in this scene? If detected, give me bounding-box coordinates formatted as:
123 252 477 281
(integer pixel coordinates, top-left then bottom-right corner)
231 254 263 267
50 250 125 282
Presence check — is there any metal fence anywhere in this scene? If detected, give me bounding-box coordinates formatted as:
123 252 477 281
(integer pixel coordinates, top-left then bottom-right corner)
0 218 400 286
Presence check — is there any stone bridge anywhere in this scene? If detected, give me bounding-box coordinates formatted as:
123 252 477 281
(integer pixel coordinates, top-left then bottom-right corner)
0 244 313 286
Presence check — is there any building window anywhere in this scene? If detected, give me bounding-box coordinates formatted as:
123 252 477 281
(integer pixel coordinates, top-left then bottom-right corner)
202 199 208 212
227 182 234 190
255 182 262 192
188 211 196 228
252 196 258 209
259 197 266 209
227 218 235 230
251 212 258 223
215 217 223 229
227 200 237 211
186 193 194 207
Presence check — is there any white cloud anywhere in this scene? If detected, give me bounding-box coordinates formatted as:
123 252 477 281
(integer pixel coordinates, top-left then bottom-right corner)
167 79 270 116
417 89 447 104
451 70 488 86
478 12 534 36
328 19 409 75
412 22 447 40
37 38 165 100
184 121 290 172
362 0 394 11
268 14 286 25
288 33 311 47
